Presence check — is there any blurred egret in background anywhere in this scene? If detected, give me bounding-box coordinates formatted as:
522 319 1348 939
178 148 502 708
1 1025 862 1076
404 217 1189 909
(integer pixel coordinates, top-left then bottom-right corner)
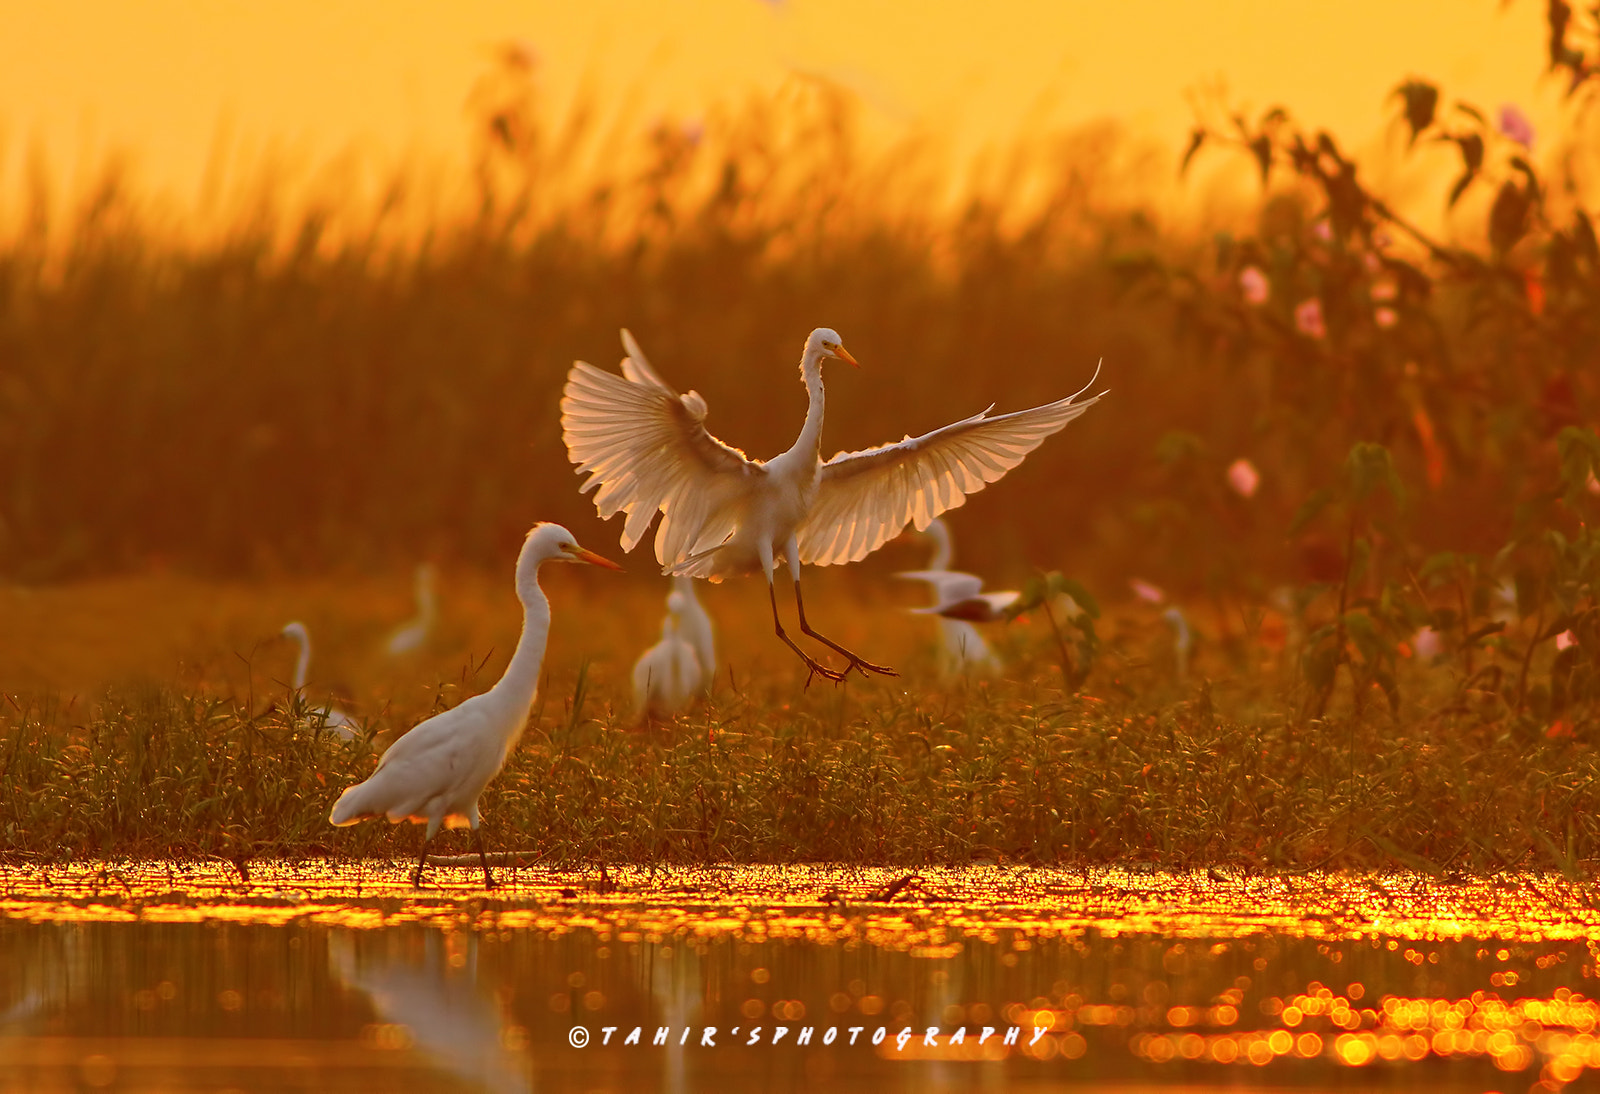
632 585 704 719
280 621 359 739
895 518 1008 677
329 523 621 888
562 327 1103 682
385 563 438 656
672 574 716 690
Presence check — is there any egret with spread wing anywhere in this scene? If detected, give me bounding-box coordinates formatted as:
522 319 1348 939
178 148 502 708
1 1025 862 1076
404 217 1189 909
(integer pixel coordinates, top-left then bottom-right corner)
561 327 1102 681
896 518 1014 676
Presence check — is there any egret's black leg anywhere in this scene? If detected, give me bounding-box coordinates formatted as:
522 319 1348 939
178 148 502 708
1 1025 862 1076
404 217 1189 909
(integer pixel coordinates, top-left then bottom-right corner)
793 580 898 678
768 581 845 685
473 827 497 890
413 831 435 888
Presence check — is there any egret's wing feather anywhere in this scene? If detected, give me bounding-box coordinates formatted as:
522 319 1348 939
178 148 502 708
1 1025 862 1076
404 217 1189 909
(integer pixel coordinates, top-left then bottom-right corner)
798 384 1105 567
981 590 1023 614
562 353 765 564
618 328 675 393
893 569 985 602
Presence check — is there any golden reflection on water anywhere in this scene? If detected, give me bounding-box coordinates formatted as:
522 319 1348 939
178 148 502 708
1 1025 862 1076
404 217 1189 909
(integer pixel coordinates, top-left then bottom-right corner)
2 862 1599 1090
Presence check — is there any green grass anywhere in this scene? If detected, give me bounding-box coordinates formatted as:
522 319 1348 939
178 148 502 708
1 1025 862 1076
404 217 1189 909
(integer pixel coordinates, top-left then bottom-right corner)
4 600 1598 872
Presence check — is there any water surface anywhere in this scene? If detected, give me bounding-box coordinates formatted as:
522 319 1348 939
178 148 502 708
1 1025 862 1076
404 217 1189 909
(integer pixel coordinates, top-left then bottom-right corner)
2 862 1596 1091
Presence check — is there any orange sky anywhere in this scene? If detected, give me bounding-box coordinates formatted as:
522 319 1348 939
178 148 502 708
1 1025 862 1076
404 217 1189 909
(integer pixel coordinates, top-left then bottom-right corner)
0 0 1576 221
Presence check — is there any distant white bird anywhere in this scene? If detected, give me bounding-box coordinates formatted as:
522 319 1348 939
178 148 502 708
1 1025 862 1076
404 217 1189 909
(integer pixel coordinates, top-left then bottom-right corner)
562 327 1103 682
280 621 360 739
1162 606 1193 681
895 518 1008 677
671 574 716 689
632 588 704 719
385 563 438 656
329 523 621 888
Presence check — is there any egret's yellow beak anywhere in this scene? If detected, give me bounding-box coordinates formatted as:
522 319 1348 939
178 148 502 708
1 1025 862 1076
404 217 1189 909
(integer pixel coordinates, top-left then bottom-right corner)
567 544 623 571
834 344 860 368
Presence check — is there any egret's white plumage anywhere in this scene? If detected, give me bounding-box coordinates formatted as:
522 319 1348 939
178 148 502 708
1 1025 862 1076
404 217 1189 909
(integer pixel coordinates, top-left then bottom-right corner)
631 589 704 718
385 563 438 656
280 621 360 739
895 518 1010 676
561 327 1102 680
329 523 620 887
671 574 716 689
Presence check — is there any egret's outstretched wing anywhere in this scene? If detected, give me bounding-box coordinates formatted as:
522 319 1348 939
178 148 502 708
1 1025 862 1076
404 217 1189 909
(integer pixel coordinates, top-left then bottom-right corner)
913 590 1022 622
562 333 763 564
894 569 986 603
798 380 1105 567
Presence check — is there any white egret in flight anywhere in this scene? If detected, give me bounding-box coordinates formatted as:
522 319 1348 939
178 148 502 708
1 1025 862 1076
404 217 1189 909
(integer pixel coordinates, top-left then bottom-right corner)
895 518 1010 676
561 327 1103 681
280 621 360 739
329 524 621 888
385 563 438 656
631 586 704 719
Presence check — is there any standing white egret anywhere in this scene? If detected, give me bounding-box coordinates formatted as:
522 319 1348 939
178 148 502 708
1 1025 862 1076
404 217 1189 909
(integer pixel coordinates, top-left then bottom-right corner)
280 621 360 739
329 523 621 888
385 563 438 656
671 574 716 690
561 327 1103 681
895 518 1008 677
631 587 704 719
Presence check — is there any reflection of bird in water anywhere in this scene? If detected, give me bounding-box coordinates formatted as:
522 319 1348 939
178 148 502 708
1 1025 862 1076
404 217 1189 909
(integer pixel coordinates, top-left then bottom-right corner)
330 524 620 887
327 929 530 1094
562 327 1103 682
385 563 438 656
280 622 359 739
649 943 702 1094
895 518 1011 677
632 587 703 719
671 575 716 690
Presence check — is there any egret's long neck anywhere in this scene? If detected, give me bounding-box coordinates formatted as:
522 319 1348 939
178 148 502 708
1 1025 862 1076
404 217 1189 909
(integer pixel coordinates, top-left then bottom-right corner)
927 520 953 571
492 578 551 720
291 636 310 691
788 354 827 463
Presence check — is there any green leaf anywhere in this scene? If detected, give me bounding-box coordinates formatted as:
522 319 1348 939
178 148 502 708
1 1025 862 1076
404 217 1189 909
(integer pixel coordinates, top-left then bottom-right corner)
1250 135 1273 185
1290 488 1335 535
1392 79 1439 145
1046 574 1101 620
1347 442 1407 510
1447 169 1477 209
1489 180 1531 253
1180 128 1206 177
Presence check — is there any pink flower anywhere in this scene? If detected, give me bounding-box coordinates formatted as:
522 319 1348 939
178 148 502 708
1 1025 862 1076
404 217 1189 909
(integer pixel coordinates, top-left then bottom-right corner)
1294 298 1326 339
1375 307 1398 329
1412 626 1442 660
1312 219 1333 242
1498 104 1535 149
1226 458 1260 498
1238 266 1270 305
1370 279 1397 301
1130 578 1166 604
1556 630 1577 651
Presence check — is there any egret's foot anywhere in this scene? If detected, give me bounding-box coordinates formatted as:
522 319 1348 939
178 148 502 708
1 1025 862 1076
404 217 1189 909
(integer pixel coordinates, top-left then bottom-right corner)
802 628 898 679
774 627 847 684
